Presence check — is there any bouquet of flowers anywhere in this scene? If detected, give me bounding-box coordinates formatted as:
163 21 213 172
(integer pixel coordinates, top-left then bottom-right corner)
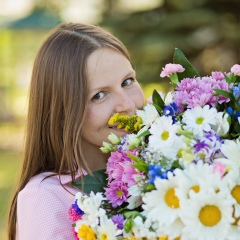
68 48 240 240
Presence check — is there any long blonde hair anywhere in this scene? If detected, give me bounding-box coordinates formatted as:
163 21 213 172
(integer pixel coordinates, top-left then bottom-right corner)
8 22 130 240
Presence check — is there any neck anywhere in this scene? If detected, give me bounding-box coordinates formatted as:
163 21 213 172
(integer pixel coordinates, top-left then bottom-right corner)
82 141 110 172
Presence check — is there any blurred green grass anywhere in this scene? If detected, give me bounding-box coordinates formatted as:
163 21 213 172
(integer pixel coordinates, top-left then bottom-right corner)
0 141 22 240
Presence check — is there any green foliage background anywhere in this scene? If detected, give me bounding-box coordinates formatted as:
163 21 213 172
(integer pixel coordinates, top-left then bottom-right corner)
0 0 240 239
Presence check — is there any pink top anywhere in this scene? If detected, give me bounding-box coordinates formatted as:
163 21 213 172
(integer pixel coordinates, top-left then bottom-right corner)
16 171 84 240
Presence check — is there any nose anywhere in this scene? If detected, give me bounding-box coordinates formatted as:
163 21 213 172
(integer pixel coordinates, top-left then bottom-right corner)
114 90 136 115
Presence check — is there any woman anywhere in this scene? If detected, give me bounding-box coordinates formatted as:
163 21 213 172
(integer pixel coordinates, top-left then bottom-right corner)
8 23 145 239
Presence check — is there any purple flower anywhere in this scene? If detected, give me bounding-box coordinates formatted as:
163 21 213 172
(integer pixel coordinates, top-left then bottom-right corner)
174 76 231 113
105 181 129 208
160 63 185 77
111 214 125 229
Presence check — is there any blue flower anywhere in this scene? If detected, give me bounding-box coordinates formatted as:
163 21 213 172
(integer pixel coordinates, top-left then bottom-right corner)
163 105 175 116
148 164 162 184
226 106 234 116
170 102 178 112
232 84 240 99
234 111 240 120
72 200 84 215
148 165 172 183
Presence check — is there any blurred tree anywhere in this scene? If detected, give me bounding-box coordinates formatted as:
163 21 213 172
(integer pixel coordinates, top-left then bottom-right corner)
100 0 240 90
0 0 64 122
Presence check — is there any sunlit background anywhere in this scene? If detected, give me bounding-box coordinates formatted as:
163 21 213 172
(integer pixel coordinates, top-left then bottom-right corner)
0 0 239 239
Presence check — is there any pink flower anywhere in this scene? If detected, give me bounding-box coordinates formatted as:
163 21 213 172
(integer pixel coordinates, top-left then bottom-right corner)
105 181 129 208
213 162 226 178
174 76 231 113
122 163 137 187
231 64 240 76
160 63 185 78
68 206 82 222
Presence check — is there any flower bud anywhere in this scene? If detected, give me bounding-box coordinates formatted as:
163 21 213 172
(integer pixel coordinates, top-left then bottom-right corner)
108 133 121 145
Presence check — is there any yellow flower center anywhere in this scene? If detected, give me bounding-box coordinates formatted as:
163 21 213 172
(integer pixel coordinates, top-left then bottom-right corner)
199 205 221 226
101 233 108 240
159 237 180 240
116 190 123 197
196 117 204 125
199 153 205 159
161 131 169 141
191 185 200 193
231 185 240 204
165 188 180 208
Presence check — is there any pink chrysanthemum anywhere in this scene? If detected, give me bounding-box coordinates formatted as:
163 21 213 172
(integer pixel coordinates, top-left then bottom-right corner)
122 162 137 187
105 181 129 208
174 76 231 113
160 63 185 77
68 206 82 222
106 150 137 182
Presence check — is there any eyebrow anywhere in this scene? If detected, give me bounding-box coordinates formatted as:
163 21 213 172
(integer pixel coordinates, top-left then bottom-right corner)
89 69 136 93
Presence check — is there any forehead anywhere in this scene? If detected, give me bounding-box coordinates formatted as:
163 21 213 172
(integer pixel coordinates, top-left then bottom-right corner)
86 48 133 89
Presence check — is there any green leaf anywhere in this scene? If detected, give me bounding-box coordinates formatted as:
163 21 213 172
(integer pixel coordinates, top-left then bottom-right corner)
127 153 146 164
152 103 163 115
144 184 155 192
152 89 165 110
235 76 240 83
71 169 107 194
124 219 134 233
137 129 150 139
124 211 142 219
234 124 240 134
223 72 233 84
213 89 235 101
173 48 200 81
132 163 148 172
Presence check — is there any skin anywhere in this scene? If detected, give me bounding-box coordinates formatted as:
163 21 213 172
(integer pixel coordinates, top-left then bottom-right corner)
81 47 145 171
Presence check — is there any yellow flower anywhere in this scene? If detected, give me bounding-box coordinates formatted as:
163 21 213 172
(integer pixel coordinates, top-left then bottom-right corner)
78 223 97 240
108 113 143 133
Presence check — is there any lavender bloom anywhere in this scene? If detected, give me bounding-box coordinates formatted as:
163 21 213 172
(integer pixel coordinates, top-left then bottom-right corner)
111 214 125 230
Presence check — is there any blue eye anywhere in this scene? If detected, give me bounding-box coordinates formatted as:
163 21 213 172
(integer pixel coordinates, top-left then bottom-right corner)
92 91 105 101
122 78 134 87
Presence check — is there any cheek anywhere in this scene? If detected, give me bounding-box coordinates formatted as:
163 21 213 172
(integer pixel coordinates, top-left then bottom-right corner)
83 108 96 128
132 87 145 109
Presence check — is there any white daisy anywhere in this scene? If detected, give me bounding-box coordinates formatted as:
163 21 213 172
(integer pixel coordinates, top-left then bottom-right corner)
136 104 159 135
216 139 240 170
97 215 122 240
123 216 158 239
226 223 240 240
127 184 143 209
174 162 223 206
180 188 234 240
148 115 180 158
155 218 184 240
221 169 240 218
212 112 230 136
182 105 217 137
159 91 174 105
142 172 181 226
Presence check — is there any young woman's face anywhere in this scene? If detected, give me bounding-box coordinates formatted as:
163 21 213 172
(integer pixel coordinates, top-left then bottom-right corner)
81 48 145 150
